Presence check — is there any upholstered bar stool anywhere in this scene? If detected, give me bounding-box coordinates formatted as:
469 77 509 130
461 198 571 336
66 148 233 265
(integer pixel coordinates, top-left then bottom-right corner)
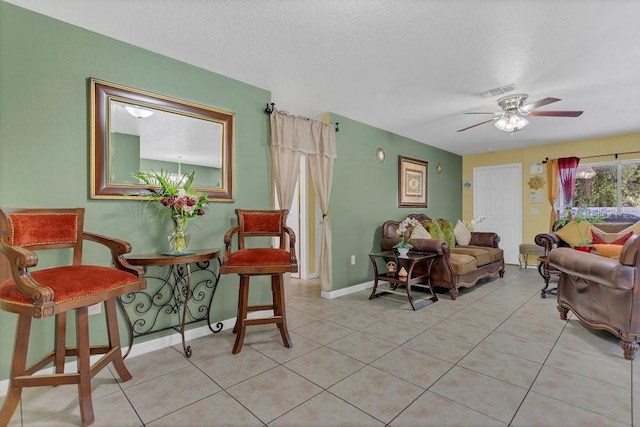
0 208 146 425
220 209 298 354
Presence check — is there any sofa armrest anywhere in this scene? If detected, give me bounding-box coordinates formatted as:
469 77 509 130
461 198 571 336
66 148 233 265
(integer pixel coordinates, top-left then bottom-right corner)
535 232 565 255
469 232 500 248
620 234 640 266
380 237 448 255
549 247 634 290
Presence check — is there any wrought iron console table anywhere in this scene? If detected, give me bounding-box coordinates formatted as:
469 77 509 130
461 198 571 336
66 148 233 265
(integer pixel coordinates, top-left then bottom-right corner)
119 248 221 358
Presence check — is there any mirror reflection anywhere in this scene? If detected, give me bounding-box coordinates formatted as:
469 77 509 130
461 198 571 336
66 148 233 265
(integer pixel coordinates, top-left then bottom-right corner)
91 79 234 200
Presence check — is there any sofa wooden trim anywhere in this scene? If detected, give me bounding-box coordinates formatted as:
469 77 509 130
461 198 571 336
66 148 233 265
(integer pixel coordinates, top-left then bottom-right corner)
380 214 505 299
549 234 640 360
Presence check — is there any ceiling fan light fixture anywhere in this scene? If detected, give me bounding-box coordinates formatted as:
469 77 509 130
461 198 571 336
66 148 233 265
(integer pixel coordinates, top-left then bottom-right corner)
495 113 528 132
125 105 154 119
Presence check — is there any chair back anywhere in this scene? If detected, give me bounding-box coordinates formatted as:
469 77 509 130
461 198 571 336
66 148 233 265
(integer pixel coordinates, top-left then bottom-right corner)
236 209 289 250
0 208 84 265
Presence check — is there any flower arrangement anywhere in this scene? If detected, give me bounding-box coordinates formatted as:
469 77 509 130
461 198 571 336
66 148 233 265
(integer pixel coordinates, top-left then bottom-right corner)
132 170 208 254
463 214 487 231
553 206 604 247
394 217 420 249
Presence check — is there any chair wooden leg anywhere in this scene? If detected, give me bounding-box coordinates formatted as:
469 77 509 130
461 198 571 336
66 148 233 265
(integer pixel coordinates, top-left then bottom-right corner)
76 306 94 425
273 274 292 348
0 313 31 426
104 299 131 382
233 276 250 354
55 312 67 374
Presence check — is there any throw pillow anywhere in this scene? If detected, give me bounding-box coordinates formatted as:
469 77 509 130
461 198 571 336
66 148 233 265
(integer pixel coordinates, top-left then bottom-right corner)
410 223 431 239
592 229 633 245
429 220 445 242
454 219 472 246
442 221 457 248
593 243 623 259
555 220 593 247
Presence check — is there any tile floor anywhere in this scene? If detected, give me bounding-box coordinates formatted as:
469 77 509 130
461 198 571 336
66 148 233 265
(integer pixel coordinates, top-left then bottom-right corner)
6 265 638 426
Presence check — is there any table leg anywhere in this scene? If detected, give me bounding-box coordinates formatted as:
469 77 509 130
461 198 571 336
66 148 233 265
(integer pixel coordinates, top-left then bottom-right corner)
180 264 192 358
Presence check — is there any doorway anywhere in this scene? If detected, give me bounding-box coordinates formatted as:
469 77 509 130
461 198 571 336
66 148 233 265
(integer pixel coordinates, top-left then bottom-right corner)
473 164 522 265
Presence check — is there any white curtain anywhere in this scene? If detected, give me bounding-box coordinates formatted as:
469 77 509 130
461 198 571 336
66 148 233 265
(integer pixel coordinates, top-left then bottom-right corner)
270 109 337 291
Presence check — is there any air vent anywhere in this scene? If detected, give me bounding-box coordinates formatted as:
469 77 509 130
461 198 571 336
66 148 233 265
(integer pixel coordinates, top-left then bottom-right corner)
475 84 516 98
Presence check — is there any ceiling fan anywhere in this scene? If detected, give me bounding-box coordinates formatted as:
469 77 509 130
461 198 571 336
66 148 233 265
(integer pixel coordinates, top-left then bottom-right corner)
457 93 583 133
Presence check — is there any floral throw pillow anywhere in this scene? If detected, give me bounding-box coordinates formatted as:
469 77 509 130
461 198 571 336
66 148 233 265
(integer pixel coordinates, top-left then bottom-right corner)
442 221 457 248
454 220 472 246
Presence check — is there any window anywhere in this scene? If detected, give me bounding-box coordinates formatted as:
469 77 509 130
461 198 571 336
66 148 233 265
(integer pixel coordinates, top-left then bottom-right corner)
573 160 640 220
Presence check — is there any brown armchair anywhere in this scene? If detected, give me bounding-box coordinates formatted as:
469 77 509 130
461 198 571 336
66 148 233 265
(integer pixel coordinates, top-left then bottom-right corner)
220 209 298 354
549 234 640 360
0 208 146 425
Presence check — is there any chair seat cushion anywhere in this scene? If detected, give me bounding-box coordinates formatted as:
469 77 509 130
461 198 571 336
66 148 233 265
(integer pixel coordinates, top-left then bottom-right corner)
449 254 477 275
227 248 292 267
0 265 140 306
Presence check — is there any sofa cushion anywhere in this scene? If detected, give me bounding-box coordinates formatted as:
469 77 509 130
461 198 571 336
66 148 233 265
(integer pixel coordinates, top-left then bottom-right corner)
469 245 504 263
555 220 593 247
449 254 478 275
451 246 492 266
454 220 472 246
593 243 623 259
442 221 456 248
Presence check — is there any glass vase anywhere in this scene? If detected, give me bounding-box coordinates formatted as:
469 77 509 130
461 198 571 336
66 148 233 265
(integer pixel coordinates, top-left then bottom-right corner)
168 216 190 255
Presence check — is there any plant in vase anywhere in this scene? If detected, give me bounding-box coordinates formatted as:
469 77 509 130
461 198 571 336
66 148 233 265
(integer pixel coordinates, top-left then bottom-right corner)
132 170 208 255
553 206 604 251
394 217 420 257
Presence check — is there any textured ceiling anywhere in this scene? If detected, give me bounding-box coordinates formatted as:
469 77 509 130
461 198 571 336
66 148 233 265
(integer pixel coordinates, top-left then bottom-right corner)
6 0 640 155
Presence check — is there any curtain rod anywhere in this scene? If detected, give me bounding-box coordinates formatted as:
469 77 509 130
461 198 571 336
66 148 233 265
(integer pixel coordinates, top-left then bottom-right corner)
541 150 640 163
264 102 339 132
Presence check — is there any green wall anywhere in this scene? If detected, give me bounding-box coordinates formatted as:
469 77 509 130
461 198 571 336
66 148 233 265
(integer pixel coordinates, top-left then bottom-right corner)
329 114 462 290
0 2 461 382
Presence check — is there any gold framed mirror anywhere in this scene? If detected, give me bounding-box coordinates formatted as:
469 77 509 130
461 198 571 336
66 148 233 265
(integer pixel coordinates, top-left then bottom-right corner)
90 78 235 200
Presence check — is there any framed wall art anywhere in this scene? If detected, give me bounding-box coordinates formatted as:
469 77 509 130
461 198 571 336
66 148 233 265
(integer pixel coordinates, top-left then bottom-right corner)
398 156 428 208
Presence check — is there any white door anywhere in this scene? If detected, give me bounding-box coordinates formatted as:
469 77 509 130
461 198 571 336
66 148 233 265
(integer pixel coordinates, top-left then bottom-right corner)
473 164 522 265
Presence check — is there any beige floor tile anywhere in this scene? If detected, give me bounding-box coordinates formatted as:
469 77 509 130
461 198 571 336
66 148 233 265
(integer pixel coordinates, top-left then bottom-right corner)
351 298 407 318
458 346 542 388
371 346 454 388
118 345 192 388
328 366 424 424
291 318 356 345
390 390 506 427
327 331 398 363
531 365 631 424
7 367 122 426
359 319 423 344
555 318 624 359
544 346 631 388
293 300 346 318
386 307 445 330
175 331 238 363
430 366 528 424
325 310 380 330
196 346 279 388
123 365 221 424
227 366 322 424
269 391 384 427
448 307 508 330
249 332 321 363
404 330 476 363
479 331 553 364
283 307 321 329
284 346 365 388
147 391 263 426
429 319 493 345
512 390 629 427
496 318 564 345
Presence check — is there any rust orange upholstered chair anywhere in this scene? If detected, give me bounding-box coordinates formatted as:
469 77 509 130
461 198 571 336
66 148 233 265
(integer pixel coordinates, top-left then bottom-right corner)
220 209 298 354
0 208 146 425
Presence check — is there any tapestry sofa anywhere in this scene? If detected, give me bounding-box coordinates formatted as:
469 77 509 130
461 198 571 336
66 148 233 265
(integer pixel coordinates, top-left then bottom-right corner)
549 234 640 360
380 214 504 299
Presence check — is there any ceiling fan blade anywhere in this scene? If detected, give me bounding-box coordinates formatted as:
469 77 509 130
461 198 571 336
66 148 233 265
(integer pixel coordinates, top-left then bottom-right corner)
457 118 496 132
463 112 500 115
520 97 561 112
528 111 583 117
